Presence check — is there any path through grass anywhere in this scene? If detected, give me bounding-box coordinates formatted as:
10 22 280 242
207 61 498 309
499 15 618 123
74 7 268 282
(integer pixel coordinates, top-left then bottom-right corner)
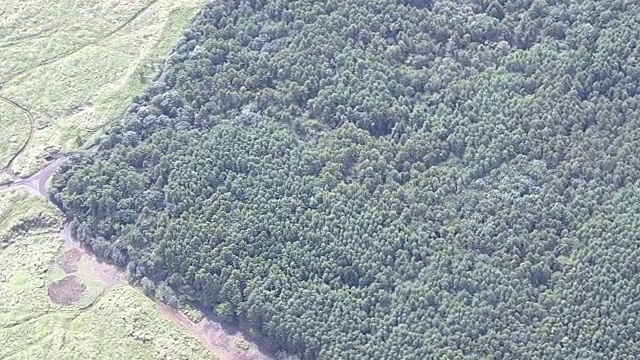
0 0 204 176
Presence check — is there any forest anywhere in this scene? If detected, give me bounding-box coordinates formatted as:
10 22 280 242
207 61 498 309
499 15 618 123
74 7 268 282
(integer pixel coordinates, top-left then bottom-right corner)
52 0 640 358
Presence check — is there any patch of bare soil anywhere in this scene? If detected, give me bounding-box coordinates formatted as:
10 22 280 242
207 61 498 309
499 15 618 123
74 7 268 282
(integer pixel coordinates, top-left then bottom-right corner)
93 261 123 288
59 248 82 273
198 321 267 360
47 275 86 306
54 227 272 359
157 302 273 360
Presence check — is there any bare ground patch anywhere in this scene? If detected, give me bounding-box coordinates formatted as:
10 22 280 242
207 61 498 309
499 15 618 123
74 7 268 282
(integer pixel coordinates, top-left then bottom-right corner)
157 302 274 360
59 248 83 273
47 275 86 306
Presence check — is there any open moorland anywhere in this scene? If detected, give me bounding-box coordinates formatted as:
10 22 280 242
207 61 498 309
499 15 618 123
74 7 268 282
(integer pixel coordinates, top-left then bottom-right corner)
0 0 204 176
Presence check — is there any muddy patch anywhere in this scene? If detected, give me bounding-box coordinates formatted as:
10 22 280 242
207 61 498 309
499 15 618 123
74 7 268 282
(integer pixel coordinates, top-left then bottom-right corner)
47 275 86 305
59 248 83 273
157 303 274 360
198 321 269 360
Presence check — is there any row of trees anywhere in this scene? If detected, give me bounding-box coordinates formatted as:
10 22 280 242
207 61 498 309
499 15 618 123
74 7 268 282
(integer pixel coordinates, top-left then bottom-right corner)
53 0 640 358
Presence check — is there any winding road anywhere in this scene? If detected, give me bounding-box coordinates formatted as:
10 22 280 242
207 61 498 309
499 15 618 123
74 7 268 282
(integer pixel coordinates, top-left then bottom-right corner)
0 157 65 197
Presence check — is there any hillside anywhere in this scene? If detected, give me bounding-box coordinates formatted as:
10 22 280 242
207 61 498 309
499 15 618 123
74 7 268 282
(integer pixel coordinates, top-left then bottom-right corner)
0 0 203 176
53 0 640 358
0 1 228 358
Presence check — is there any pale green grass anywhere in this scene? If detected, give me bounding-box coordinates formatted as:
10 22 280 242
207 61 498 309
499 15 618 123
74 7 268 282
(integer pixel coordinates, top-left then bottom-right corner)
0 190 218 359
0 0 204 176
0 100 30 169
0 173 12 185
0 188 62 245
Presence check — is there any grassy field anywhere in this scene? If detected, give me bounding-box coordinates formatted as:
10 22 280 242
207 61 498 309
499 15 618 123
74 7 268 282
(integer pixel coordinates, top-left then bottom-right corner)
0 188 218 360
0 173 13 186
0 187 61 248
0 98 30 170
0 0 204 176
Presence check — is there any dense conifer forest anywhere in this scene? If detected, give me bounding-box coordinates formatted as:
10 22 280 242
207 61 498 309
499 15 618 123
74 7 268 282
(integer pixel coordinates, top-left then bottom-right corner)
52 0 640 358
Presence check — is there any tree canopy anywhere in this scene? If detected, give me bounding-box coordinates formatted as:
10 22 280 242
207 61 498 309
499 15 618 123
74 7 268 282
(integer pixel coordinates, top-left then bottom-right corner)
53 0 640 358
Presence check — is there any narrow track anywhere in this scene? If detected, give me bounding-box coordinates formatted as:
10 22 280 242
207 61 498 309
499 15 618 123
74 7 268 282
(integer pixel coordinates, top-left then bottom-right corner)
0 95 35 173
1 0 161 85
0 28 59 49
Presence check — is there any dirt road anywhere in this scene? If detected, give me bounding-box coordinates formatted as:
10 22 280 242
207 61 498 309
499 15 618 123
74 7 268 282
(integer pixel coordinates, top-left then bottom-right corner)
1 157 276 360
0 157 66 196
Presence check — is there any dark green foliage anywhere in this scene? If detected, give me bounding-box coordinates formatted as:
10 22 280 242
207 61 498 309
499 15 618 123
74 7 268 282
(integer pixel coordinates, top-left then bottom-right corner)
52 0 640 358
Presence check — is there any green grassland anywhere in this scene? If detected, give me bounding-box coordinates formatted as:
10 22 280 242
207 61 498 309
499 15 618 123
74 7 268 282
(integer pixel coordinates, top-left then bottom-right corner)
0 173 13 186
0 98 30 170
0 0 204 176
0 188 218 360
0 187 62 246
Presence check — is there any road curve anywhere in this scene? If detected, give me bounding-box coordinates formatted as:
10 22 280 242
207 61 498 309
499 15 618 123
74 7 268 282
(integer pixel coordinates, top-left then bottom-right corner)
0 157 66 197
